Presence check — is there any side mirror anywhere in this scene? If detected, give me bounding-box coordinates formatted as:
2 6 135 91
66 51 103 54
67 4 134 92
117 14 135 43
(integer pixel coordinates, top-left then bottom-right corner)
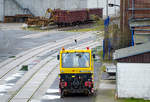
57 55 60 60
92 54 95 59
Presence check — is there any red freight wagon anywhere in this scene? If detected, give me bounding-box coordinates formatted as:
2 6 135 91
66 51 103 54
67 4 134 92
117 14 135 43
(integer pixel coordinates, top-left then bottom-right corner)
53 8 103 26
88 8 103 20
54 9 88 26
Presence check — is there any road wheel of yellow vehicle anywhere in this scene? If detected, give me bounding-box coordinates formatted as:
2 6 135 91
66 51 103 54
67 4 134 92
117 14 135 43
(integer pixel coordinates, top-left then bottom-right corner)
84 90 89 96
60 91 64 98
92 89 97 96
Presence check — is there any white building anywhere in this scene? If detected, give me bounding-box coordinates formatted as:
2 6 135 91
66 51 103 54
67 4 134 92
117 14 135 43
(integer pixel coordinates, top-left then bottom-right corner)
114 42 150 99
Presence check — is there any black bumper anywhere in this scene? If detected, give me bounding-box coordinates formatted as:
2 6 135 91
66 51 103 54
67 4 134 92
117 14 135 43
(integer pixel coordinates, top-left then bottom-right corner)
62 88 91 94
59 73 93 94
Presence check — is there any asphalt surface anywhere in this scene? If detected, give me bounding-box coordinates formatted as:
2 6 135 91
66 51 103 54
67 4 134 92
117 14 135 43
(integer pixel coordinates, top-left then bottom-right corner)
41 61 102 102
0 24 81 62
0 37 97 97
0 23 103 102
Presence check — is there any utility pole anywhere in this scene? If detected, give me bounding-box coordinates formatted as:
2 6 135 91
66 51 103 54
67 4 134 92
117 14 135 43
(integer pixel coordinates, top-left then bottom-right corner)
97 0 98 8
103 0 110 60
114 0 117 16
106 0 108 17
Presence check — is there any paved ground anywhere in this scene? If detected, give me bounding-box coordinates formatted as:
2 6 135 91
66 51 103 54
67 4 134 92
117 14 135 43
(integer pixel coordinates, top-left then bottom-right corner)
0 23 118 102
0 22 146 102
95 80 117 102
0 23 104 102
0 23 83 62
38 61 102 102
94 64 117 102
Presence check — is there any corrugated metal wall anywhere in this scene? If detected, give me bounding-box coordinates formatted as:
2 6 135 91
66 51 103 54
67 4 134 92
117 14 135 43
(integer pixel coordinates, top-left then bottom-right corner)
128 0 150 18
117 63 150 99
0 0 87 21
120 0 150 31
79 0 87 9
117 52 150 63
5 0 23 16
0 0 4 21
18 0 67 16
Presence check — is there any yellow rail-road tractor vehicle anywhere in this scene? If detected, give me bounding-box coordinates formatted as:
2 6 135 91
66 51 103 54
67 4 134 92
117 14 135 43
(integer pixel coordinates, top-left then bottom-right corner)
57 47 95 97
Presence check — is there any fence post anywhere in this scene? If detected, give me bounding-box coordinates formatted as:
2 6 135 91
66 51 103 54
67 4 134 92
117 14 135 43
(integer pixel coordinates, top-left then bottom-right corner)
103 39 105 60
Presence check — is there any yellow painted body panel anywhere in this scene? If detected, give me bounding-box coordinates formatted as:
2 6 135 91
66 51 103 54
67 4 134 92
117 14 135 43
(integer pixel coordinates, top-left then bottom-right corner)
59 49 94 74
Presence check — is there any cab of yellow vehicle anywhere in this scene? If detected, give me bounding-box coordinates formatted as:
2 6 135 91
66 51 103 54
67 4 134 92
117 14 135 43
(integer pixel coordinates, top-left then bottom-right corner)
57 47 95 97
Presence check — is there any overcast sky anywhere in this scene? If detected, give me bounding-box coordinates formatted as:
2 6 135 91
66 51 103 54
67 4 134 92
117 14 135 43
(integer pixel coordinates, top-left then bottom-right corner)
88 0 120 17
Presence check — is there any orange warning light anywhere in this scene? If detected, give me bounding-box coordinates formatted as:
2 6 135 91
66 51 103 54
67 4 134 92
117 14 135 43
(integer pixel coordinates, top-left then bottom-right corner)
62 47 65 50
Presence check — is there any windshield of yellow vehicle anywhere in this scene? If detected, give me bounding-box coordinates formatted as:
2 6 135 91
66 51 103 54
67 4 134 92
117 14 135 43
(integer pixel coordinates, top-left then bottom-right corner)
62 52 90 68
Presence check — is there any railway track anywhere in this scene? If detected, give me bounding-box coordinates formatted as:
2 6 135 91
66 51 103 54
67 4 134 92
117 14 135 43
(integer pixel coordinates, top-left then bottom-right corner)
56 22 95 31
5 39 100 102
0 32 93 82
29 40 101 102
26 22 95 32
0 32 100 101
0 32 79 68
0 28 103 101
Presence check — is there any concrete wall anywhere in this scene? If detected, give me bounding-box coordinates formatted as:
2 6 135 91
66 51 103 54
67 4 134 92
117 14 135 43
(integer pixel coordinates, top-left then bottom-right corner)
117 63 150 99
0 0 4 21
15 0 87 16
79 0 87 9
15 0 62 16
0 0 87 21
88 0 120 17
5 0 23 16
66 0 87 9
